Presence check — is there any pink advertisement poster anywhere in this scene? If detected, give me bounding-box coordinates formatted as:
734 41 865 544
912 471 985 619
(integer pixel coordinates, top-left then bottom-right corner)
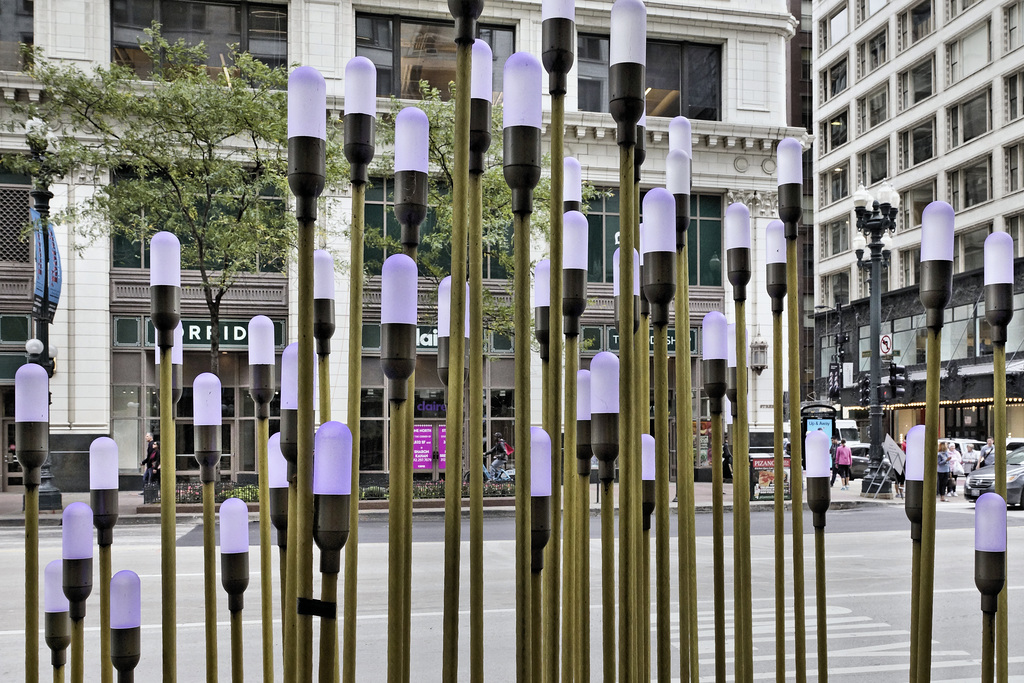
412 424 446 471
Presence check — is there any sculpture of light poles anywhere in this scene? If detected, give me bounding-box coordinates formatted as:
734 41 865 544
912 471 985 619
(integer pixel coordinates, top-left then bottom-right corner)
529 426 553 681
109 570 141 683
44 560 70 681
806 429 832 682
341 55 377 683
90 436 119 683
193 371 222 682
148 229 180 680
62 501 93 683
902 423 925 681
313 249 336 422
975 491 1006 683
219 497 250 683
916 201 954 678
852 181 899 496
278 341 299 679
590 350 619 681
267 430 289 667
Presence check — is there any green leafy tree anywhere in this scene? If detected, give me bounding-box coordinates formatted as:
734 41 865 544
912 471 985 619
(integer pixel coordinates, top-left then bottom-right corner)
4 29 347 373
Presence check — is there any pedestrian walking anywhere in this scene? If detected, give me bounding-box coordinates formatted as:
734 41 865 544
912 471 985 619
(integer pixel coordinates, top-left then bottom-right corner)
979 437 995 468
946 442 963 496
829 436 840 487
835 439 853 490
937 441 950 502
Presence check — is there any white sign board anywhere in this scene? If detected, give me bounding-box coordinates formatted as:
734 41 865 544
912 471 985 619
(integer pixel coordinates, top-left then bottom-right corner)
879 333 893 356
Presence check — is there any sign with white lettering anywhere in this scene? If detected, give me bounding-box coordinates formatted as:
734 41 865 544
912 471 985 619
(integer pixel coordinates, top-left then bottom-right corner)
146 318 285 348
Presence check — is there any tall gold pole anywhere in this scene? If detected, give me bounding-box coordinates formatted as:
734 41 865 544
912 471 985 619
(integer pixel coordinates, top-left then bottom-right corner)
468 170 485 683
638 298 649 678
710 411 726 681
563 334 580 683
70 617 84 683
284 471 298 681
26 485 39 683
342 182 366 683
677 249 698 683
733 305 752 680
203 480 218 682
772 310 786 683
256 416 274 682
319 358 331 420
992 342 1007 682
100 544 113 683
442 39 471 681
387 386 413 683
654 323 671 681
600 480 615 682
514 210 534 681
786 237 807 683
814 525 828 682
917 328 941 679
159 346 177 682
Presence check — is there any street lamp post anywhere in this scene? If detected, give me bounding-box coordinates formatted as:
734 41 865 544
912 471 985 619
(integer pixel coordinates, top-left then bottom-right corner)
853 182 899 497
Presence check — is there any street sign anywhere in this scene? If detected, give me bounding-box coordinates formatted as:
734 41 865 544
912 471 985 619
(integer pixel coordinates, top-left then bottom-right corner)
879 333 893 356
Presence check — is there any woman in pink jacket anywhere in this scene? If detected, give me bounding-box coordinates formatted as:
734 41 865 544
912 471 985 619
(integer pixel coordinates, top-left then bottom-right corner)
835 439 853 490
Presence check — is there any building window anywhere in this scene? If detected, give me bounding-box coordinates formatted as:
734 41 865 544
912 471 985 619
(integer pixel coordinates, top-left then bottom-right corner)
822 162 851 205
857 85 888 133
947 22 990 84
948 156 992 210
1006 70 1024 122
856 0 887 24
112 1 287 78
1006 214 1024 256
821 109 850 153
948 89 991 148
821 57 848 103
900 180 936 231
947 0 981 21
859 143 889 186
821 270 850 307
687 194 724 287
1009 1 1024 51
1006 141 1024 193
898 0 934 51
0 183 31 263
0 0 34 71
820 4 850 52
857 28 888 77
898 117 935 170
802 47 813 81
898 57 934 111
356 14 513 100
953 225 991 272
585 188 620 284
577 34 608 113
900 247 921 286
821 216 850 257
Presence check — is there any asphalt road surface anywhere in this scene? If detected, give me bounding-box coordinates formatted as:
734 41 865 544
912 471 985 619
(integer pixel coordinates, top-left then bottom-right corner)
1 501 1022 681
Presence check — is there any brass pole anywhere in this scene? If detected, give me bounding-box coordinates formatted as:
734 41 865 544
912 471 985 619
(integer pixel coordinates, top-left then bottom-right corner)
319 357 331 421
468 171 485 683
26 486 39 683
617 143 636 683
786 237 807 683
909 538 920 683
638 305 649 679
532 572 543 682
284 476 298 681
710 411 725 682
54 665 64 683
71 618 83 683
814 526 828 682
256 416 274 683
231 609 244 683
100 544 113 683
772 311 785 683
442 38 472 682
563 334 580 683
203 480 218 682
387 390 411 683
513 210 533 681
676 249 698 683
297 213 317 682
342 181 366 683
982 610 995 683
159 345 177 682
545 91 565 683
318 572 339 683
917 328 941 679
400 240 418 683
992 342 1008 683
643 527 651 683
654 323 671 682
733 304 752 680
600 481 615 682
279 545 288 668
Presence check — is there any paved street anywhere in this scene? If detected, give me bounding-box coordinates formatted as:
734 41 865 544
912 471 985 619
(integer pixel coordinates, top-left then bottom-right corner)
1 500 1022 681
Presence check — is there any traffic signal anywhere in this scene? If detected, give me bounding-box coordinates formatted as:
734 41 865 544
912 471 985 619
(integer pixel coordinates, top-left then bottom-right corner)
859 374 871 407
889 363 907 400
827 362 842 401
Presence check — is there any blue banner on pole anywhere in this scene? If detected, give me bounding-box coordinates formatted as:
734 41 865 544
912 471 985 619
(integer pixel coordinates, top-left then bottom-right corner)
31 207 62 322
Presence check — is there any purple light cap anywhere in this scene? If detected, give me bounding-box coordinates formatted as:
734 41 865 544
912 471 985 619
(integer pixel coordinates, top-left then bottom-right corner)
564 157 582 204
669 117 692 156
805 429 832 478
610 0 647 66
471 40 494 101
766 220 786 265
920 202 955 262
531 427 552 497
313 250 335 300
313 421 353 496
727 323 737 368
437 277 452 338
563 211 589 270
62 502 93 560
535 259 551 307
542 0 575 20
110 570 142 629
702 311 727 361
172 322 183 364
984 232 1014 286
287 66 326 140
590 352 620 414
381 254 418 325
577 369 591 420
219 497 249 554
344 57 377 118
638 109 646 129
724 203 751 251
45 560 69 613
268 432 288 488
975 492 1007 552
248 315 276 366
666 149 691 196
280 342 298 410
777 138 803 186
15 362 48 422
612 248 640 297
192 372 222 427
89 437 119 490
641 434 655 481
149 232 180 287
395 107 430 174
904 424 925 481
642 188 676 253
503 52 543 130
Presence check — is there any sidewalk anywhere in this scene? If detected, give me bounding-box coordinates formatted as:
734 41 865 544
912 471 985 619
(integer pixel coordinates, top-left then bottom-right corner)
0 478 905 527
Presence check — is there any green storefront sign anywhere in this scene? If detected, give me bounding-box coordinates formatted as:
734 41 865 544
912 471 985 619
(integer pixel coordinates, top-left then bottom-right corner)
146 318 286 348
607 326 699 355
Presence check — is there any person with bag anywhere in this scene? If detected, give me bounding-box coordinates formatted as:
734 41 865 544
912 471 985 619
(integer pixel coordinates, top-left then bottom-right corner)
947 441 964 497
937 442 951 502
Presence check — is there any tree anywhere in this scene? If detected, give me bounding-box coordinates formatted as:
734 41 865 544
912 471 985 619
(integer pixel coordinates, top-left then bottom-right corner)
4 29 347 373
